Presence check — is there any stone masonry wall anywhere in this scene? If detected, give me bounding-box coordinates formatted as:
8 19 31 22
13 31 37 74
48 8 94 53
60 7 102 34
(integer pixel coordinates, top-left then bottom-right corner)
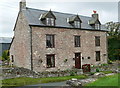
31 26 107 72
2 67 83 79
10 11 31 70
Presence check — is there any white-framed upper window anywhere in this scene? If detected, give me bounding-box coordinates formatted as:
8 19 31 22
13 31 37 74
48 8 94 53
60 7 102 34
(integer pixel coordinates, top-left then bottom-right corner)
46 18 55 26
74 21 81 28
95 24 100 29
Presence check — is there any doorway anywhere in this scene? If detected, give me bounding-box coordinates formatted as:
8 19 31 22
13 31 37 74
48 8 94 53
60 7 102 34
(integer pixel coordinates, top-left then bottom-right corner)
75 53 81 69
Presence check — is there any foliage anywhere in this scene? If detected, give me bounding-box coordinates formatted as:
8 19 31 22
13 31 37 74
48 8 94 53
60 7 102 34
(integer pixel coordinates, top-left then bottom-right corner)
96 68 100 72
64 59 68 63
105 21 120 61
105 21 120 36
107 36 120 60
108 60 113 64
1 50 10 61
100 63 108 66
69 71 77 76
2 74 87 86
87 72 96 75
85 73 119 86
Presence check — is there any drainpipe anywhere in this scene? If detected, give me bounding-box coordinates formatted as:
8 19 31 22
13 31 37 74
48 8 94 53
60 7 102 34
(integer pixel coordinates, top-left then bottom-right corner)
30 26 33 71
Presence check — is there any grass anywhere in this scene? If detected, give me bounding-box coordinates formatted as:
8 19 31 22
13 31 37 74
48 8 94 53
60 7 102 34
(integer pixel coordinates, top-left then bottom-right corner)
100 71 113 74
2 74 87 86
85 73 119 86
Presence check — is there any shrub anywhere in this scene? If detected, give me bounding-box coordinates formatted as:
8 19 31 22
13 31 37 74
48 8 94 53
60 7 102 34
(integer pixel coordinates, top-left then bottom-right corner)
91 64 95 68
96 68 100 72
70 71 77 76
2 50 10 61
64 59 68 63
101 64 108 66
88 72 95 75
108 60 113 64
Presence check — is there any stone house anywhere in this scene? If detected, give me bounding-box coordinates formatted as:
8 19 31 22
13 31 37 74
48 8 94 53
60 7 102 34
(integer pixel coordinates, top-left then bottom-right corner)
10 0 108 72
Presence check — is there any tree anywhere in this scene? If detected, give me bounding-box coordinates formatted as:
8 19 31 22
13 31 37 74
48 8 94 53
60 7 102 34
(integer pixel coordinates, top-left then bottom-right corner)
2 50 10 61
105 21 120 36
105 22 120 60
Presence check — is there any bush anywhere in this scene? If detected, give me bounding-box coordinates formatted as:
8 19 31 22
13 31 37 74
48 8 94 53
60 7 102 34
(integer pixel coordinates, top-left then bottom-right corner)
64 59 68 63
101 64 108 66
2 50 10 61
88 72 96 75
96 68 100 72
108 60 113 64
70 71 77 76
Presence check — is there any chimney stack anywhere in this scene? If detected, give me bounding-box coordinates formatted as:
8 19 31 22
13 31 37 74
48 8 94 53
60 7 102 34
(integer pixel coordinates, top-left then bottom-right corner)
20 0 26 11
92 10 99 20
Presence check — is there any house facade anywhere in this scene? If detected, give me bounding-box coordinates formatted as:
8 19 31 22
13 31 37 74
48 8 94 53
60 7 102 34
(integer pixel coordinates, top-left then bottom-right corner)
10 0 108 72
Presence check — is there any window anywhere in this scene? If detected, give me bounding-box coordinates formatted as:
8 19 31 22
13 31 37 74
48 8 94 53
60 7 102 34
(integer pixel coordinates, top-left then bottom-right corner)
74 36 81 47
46 35 55 48
95 36 100 46
46 18 55 26
46 54 55 68
95 24 100 29
96 51 100 61
74 21 81 28
11 55 14 62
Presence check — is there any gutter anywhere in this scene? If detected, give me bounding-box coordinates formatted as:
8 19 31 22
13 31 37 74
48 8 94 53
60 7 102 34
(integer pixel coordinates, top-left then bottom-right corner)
29 24 108 32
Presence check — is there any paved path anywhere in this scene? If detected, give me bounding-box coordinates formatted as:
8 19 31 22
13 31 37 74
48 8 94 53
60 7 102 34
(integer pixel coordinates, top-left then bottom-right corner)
27 81 68 86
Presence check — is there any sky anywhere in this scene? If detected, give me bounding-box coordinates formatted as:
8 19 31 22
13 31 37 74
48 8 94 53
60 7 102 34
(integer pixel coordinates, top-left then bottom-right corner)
0 0 119 37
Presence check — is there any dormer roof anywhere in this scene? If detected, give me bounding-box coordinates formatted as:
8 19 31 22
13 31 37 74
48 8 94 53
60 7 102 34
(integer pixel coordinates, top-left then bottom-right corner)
68 15 82 23
40 10 56 20
89 18 101 25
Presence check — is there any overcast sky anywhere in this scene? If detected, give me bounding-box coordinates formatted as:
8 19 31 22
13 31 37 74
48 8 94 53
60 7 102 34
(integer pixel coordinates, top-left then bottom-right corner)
0 0 119 37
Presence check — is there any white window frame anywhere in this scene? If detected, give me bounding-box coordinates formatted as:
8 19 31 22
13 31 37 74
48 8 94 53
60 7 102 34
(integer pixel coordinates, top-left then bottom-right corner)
46 18 55 26
95 24 100 29
74 21 81 28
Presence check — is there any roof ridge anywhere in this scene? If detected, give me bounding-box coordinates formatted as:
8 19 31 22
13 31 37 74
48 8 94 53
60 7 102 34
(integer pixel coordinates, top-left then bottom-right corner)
26 7 91 18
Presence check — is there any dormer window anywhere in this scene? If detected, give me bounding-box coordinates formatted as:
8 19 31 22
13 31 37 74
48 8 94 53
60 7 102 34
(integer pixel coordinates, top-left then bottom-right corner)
95 24 100 30
74 21 81 28
68 15 82 29
89 11 101 30
46 18 55 26
40 10 56 26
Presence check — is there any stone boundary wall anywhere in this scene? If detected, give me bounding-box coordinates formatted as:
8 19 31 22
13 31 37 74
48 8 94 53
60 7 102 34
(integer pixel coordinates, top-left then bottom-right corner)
2 62 118 80
91 63 118 72
2 67 83 79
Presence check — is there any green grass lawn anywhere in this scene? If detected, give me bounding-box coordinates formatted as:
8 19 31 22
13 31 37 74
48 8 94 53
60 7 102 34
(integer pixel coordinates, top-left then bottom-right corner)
85 73 119 86
2 74 87 86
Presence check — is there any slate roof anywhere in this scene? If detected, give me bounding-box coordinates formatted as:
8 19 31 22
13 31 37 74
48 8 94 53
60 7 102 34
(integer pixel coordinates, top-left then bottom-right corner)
89 18 101 25
0 37 12 43
24 7 106 31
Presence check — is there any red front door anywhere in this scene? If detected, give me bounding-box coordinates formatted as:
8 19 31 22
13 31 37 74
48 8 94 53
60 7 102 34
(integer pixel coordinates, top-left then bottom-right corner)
75 53 81 69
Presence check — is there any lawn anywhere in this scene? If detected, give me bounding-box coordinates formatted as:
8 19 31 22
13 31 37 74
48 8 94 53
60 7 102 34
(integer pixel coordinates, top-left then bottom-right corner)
2 74 87 86
85 73 119 86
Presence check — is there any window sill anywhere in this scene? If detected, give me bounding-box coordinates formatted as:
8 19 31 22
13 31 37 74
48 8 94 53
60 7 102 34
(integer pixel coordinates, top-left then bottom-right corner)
46 66 55 68
46 47 55 48
75 46 81 47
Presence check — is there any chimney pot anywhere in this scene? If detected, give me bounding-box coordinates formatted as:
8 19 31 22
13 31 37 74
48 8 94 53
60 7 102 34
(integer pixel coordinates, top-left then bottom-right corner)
93 10 97 14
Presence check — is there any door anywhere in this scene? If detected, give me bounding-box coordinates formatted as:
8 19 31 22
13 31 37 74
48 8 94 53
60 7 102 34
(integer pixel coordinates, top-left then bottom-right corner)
75 53 81 69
